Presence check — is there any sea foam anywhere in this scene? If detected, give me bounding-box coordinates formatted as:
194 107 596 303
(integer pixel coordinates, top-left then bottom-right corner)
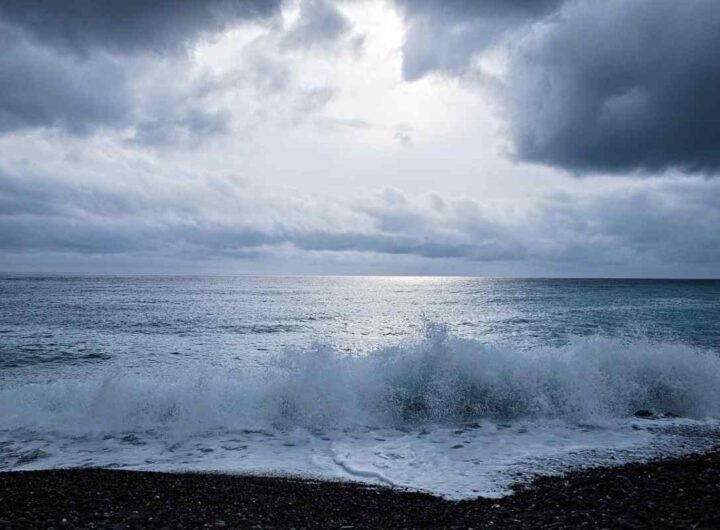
2 324 720 435
3 325 720 498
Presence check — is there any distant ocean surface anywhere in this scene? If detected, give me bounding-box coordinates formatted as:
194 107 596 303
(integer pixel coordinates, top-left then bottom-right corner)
2 275 720 498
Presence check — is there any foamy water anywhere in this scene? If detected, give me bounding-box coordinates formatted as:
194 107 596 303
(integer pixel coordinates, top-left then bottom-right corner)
3 322 720 498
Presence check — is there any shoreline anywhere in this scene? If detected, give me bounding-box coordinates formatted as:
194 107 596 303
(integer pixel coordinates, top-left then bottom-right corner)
2 450 720 528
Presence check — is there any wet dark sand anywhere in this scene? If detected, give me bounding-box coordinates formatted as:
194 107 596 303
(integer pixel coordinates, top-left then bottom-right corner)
1 450 720 529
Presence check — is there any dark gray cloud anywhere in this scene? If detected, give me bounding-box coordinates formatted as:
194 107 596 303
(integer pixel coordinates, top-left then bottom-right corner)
395 0 563 81
505 0 720 174
0 0 346 140
530 184 720 266
288 231 523 262
0 0 279 137
0 25 131 134
396 0 720 175
0 28 230 140
0 0 282 56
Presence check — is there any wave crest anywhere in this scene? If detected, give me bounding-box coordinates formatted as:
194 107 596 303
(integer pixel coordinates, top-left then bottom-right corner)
3 325 720 434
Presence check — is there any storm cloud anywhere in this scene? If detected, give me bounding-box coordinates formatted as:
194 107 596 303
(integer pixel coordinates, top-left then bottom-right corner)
395 0 563 81
507 0 720 174
0 24 131 134
0 0 281 56
398 0 720 175
0 0 333 139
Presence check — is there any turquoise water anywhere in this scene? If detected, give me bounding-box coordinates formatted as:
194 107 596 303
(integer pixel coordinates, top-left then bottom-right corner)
2 276 718 376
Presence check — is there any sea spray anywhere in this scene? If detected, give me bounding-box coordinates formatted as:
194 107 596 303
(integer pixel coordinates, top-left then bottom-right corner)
2 326 720 435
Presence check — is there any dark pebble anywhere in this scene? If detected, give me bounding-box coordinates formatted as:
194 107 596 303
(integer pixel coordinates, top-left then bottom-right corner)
2 450 720 528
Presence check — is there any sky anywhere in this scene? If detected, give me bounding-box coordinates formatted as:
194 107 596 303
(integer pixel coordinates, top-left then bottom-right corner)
0 0 719 277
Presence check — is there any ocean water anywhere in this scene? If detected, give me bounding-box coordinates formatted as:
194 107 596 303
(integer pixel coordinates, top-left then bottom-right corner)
1 275 720 498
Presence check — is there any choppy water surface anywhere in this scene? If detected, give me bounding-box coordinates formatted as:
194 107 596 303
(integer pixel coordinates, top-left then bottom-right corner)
1 275 720 497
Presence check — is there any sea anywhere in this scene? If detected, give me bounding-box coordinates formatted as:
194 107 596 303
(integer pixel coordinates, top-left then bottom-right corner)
1 275 720 498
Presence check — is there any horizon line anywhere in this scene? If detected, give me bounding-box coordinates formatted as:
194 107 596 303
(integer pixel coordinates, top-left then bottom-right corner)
1 272 718 281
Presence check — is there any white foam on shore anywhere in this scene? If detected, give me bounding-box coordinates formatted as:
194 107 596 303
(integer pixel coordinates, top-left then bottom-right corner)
2 418 718 498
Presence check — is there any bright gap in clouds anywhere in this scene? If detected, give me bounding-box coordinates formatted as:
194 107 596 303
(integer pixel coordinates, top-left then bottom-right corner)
184 0 528 199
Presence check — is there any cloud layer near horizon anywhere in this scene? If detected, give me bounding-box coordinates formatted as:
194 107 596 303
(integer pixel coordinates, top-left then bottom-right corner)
1 146 718 276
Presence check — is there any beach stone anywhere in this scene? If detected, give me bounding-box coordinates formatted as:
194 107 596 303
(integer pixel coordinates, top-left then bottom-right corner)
633 409 655 418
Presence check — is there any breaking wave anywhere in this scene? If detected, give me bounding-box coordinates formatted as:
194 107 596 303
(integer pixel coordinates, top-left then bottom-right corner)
3 324 720 435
